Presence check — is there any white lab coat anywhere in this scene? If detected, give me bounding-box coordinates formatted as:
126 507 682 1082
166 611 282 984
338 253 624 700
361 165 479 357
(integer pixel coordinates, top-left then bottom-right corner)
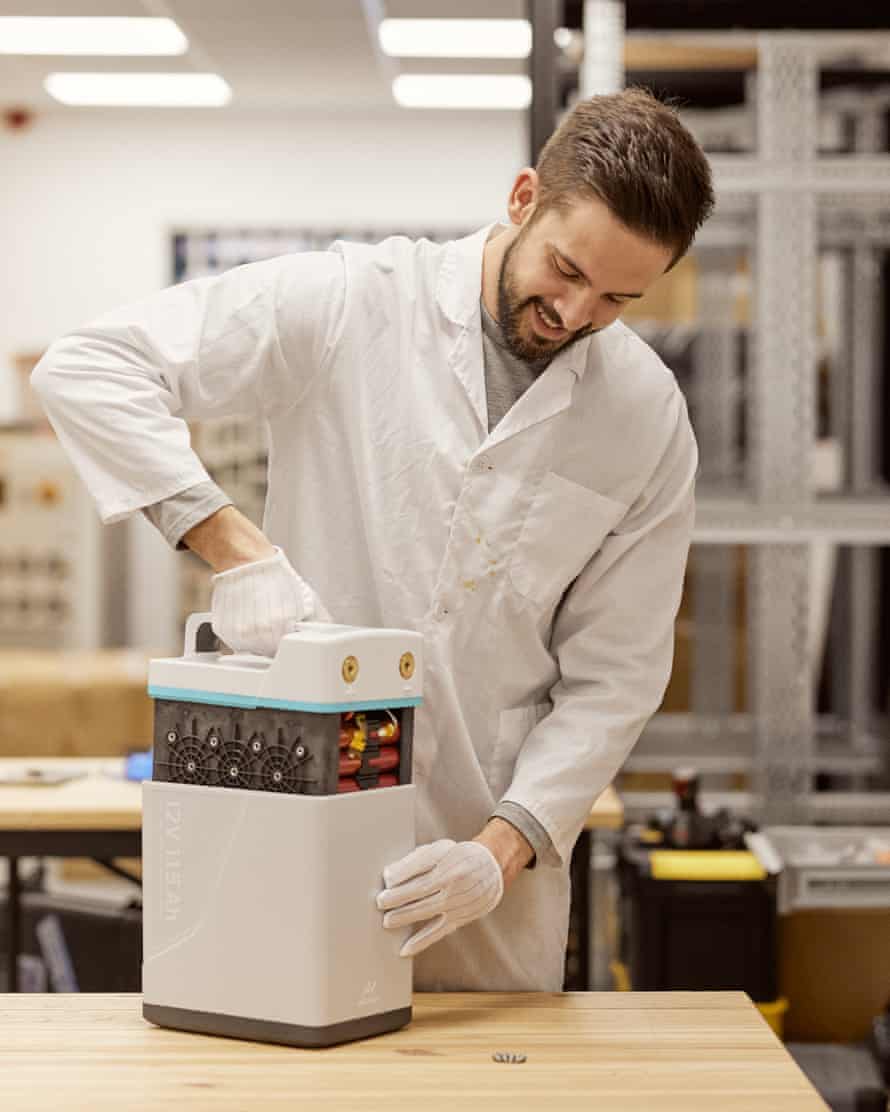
33 226 696 992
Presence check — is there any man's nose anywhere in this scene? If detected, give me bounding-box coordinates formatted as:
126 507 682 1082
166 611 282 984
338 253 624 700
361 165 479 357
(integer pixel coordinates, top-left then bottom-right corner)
552 288 596 333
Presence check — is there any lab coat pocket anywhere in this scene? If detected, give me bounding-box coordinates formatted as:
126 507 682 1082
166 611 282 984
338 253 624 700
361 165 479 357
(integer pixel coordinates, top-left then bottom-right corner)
509 472 627 609
488 703 551 801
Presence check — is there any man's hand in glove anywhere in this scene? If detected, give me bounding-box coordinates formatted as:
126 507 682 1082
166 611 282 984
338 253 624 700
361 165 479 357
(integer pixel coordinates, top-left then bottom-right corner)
376 821 534 958
211 546 331 657
376 839 503 958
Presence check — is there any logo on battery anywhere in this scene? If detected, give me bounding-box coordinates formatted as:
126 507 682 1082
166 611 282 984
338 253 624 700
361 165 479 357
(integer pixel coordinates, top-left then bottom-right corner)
358 979 379 1006
163 799 182 922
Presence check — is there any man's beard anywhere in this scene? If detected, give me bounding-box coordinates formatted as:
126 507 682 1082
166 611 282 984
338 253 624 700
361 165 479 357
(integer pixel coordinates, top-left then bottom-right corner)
496 234 594 371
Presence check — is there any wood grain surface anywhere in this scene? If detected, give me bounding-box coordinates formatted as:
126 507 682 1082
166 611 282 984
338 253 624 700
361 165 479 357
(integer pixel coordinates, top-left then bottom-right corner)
0 758 141 829
0 992 826 1111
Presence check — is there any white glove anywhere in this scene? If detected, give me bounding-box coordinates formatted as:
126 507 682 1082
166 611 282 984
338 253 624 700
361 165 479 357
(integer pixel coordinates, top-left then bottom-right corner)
376 839 504 958
210 546 331 656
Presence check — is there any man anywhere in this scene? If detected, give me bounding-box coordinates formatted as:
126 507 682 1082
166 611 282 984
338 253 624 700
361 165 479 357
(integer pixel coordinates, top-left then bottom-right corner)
33 88 713 992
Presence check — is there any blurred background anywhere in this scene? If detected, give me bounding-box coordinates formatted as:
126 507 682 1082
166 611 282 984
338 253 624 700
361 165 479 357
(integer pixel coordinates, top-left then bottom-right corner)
2 4 890 1106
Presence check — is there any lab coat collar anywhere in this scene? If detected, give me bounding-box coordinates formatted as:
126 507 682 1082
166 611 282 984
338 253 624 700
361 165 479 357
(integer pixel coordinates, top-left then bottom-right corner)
436 225 492 329
437 225 492 433
436 224 594 386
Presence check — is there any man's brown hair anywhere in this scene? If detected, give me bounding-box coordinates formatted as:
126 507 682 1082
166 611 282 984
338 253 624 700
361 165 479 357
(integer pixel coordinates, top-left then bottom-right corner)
535 87 714 266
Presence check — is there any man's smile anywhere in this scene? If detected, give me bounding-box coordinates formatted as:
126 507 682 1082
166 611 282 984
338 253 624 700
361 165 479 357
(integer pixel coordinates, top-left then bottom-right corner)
531 300 567 339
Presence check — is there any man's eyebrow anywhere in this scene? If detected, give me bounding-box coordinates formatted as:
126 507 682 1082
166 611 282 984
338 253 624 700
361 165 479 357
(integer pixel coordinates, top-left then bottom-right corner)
552 245 644 299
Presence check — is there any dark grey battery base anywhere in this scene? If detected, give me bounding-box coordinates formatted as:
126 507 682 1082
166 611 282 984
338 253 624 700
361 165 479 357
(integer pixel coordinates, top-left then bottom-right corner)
143 1001 412 1048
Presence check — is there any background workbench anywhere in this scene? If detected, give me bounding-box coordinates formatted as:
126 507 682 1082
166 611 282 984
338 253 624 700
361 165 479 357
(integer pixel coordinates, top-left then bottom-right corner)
0 758 141 991
0 758 142 832
0 991 826 1111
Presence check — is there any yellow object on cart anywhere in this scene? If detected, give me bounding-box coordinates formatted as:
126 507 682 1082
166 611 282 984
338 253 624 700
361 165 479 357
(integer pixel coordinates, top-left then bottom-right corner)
649 850 766 882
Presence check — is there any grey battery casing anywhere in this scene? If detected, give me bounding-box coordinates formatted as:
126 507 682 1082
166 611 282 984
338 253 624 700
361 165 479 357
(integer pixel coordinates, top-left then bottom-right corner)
142 780 415 1046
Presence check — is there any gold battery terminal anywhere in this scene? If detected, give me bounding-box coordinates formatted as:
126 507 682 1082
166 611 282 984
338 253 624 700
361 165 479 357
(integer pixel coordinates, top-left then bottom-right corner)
341 655 359 684
399 652 415 680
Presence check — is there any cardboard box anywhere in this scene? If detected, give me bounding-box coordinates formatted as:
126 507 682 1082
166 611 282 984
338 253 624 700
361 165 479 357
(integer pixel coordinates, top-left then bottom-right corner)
0 649 153 757
780 908 890 1042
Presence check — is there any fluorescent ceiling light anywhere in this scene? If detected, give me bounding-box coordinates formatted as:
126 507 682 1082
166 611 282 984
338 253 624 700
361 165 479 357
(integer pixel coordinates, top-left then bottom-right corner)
0 17 187 56
393 75 532 110
45 73 231 108
380 19 531 59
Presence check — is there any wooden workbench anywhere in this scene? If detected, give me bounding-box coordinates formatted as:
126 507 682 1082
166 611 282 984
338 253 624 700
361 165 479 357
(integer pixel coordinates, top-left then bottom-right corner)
0 758 141 830
0 992 826 1110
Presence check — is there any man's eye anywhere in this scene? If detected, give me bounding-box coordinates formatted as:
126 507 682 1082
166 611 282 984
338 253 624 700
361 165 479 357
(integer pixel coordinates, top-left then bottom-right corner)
553 258 577 280
606 295 627 306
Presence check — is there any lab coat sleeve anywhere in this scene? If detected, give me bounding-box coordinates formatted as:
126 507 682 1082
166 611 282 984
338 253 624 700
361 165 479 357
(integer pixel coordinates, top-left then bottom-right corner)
500 386 697 868
30 251 345 524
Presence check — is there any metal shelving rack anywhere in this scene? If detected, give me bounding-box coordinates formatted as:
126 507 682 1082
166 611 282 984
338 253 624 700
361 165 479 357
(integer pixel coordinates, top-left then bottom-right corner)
699 38 888 824
532 8 890 823
635 37 890 822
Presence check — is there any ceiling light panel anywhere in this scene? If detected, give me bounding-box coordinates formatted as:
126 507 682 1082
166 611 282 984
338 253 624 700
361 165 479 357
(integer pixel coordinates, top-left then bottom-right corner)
380 19 531 59
0 17 188 56
392 74 532 109
45 73 231 108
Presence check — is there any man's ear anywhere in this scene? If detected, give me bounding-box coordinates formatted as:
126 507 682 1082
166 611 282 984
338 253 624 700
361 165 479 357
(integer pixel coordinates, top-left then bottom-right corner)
507 168 540 227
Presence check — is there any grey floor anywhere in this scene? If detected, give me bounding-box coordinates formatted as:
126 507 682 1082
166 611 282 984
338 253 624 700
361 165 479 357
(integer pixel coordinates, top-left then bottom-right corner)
787 1043 887 1112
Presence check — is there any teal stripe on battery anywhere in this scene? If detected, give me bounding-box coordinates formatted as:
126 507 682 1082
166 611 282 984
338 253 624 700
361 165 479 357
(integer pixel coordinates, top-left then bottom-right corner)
148 686 422 713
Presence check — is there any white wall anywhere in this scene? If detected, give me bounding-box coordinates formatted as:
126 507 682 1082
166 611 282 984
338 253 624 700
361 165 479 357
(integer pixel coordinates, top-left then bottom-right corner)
2 108 526 418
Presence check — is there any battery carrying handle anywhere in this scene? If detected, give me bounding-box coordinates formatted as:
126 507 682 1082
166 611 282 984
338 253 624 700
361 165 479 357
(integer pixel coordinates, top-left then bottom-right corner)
183 612 221 657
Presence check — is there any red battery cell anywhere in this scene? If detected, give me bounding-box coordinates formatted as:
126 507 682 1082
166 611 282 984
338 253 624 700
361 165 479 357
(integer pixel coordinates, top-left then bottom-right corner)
338 754 362 777
366 748 399 773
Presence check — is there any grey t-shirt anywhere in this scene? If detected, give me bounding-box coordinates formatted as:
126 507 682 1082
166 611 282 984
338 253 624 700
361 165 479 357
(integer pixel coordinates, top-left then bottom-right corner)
143 480 232 551
479 296 541 431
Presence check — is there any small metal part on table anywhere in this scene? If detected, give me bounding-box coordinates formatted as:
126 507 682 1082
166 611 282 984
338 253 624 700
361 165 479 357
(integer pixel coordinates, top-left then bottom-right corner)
492 1051 527 1064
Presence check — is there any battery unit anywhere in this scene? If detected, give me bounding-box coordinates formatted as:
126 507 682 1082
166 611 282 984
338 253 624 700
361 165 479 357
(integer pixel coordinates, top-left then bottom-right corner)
142 613 423 1048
